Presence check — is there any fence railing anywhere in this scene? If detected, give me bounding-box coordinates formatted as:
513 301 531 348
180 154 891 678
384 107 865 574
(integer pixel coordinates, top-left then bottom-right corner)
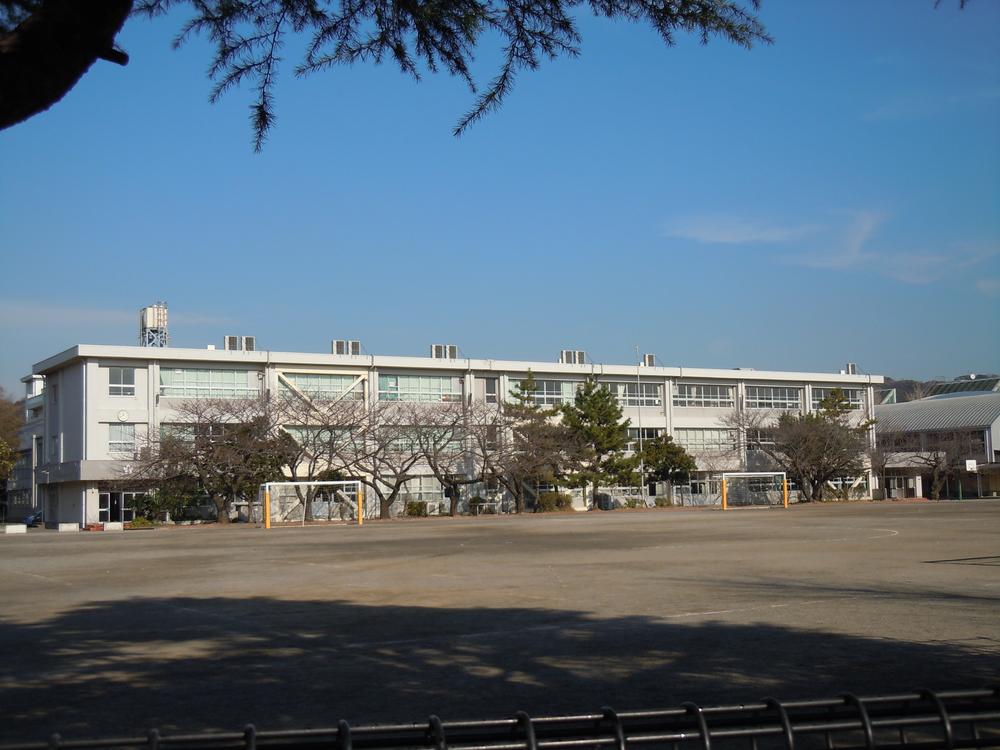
4 687 998 750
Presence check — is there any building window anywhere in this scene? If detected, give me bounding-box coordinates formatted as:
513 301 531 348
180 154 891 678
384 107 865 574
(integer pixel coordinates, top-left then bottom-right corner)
108 367 136 396
510 379 581 405
673 428 737 453
746 429 777 450
673 383 735 408
109 423 136 454
745 386 802 410
484 378 499 404
378 374 463 402
811 387 863 410
611 382 663 407
626 427 662 452
401 477 445 508
281 373 363 400
159 368 259 398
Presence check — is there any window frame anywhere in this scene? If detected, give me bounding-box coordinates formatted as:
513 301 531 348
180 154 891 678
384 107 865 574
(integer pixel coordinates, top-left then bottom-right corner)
611 382 663 407
745 385 803 410
673 427 738 453
159 368 260 399
108 423 137 455
811 387 863 411
378 374 464 403
672 383 735 408
108 366 136 397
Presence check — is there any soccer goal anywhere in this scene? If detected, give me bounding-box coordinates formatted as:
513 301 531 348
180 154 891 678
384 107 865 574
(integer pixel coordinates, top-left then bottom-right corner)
720 472 789 510
256 481 369 528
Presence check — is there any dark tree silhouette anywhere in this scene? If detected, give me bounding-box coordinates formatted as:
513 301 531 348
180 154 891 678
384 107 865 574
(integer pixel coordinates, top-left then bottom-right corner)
1 0 770 149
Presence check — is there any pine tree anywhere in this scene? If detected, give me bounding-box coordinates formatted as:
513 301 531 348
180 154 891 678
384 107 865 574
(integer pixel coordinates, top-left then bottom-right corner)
500 370 580 512
560 376 632 508
1 1 772 148
640 435 697 489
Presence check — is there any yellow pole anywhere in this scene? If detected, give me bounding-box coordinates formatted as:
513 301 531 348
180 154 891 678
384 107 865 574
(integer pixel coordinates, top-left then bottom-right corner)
721 478 728 511
783 478 789 509
264 487 271 530
357 485 364 527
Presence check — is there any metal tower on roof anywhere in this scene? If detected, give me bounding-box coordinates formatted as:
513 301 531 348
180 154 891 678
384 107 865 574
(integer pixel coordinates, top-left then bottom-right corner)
139 302 169 347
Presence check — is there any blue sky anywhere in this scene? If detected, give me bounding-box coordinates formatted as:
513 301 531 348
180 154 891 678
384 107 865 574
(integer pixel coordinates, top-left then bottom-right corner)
1 0 998 394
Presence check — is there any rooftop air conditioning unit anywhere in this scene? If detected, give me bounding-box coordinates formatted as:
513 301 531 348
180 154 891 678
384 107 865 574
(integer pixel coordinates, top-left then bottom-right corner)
642 353 656 367
224 335 240 351
243 336 256 352
431 344 459 359
846 362 858 375
333 340 362 356
560 350 585 365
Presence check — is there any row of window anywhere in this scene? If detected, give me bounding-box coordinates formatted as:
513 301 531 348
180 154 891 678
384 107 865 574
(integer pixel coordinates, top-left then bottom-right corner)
99 366 864 411
103 422 870 458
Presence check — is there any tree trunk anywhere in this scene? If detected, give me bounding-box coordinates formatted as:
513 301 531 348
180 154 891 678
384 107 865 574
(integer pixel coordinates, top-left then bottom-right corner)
449 484 459 517
213 495 230 523
930 468 944 500
799 479 814 503
379 488 398 520
1 0 133 130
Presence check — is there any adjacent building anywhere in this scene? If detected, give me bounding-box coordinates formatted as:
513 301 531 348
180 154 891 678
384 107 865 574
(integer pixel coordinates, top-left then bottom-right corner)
874 392 1000 499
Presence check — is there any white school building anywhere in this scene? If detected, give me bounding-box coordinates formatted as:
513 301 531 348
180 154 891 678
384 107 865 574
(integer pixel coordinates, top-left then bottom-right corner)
7 334 883 525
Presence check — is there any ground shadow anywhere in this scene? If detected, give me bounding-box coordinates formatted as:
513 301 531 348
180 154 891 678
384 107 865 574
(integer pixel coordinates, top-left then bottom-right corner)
1 597 997 743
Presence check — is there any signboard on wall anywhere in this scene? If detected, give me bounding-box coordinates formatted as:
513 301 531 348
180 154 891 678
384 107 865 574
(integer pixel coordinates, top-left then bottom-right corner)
966 459 978 473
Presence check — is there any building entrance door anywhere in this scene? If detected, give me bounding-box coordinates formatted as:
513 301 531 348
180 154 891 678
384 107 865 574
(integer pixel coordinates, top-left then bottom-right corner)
98 492 137 523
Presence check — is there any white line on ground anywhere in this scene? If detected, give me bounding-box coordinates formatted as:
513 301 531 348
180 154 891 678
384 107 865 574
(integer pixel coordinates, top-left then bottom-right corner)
6 569 73 587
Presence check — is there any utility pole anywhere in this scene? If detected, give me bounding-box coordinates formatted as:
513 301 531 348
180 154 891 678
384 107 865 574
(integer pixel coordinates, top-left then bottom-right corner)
635 345 646 502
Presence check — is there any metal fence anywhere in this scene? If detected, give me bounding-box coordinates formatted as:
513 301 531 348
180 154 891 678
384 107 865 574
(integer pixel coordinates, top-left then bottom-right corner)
5 688 998 750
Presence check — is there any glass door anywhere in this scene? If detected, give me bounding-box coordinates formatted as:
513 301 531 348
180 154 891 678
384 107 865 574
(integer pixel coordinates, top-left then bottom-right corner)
99 492 135 522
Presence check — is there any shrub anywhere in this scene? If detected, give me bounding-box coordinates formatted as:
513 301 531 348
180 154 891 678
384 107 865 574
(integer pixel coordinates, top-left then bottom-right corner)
126 516 155 529
405 501 428 517
654 497 671 508
535 491 573 512
468 496 495 514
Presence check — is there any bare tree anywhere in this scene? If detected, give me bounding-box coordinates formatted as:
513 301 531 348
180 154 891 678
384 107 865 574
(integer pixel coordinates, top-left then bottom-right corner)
723 389 871 502
0 386 23 494
275 389 366 520
892 432 964 500
328 400 424 520
403 402 480 517
867 439 910 499
129 394 291 522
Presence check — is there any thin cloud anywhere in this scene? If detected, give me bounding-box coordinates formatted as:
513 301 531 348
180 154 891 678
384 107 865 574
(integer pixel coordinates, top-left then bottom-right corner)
976 278 1000 296
0 302 232 330
788 211 884 271
864 88 1000 121
663 216 820 245
783 213 997 285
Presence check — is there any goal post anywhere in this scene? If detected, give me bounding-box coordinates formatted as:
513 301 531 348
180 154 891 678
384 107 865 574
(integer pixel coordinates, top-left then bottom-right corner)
720 472 789 510
257 480 368 528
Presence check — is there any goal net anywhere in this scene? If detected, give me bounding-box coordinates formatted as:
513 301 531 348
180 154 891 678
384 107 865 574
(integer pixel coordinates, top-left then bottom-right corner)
256 481 370 527
721 472 789 509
